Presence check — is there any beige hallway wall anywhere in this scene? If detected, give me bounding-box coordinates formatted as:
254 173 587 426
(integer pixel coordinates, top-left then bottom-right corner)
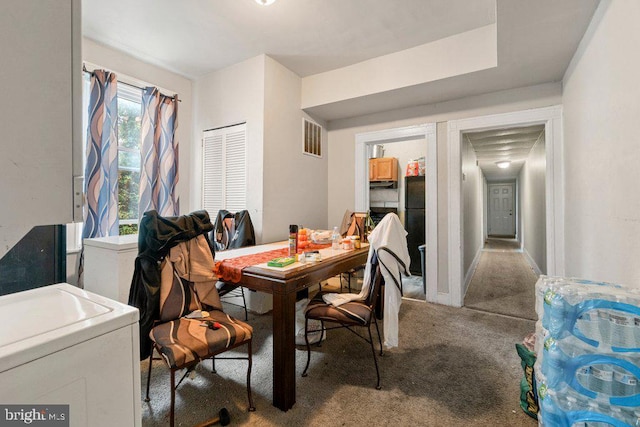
563 1 640 286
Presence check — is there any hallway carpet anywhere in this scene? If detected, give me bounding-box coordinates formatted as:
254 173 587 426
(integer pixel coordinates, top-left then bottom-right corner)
464 250 538 321
484 237 520 251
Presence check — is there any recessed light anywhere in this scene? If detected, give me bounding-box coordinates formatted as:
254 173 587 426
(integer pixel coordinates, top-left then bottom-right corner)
256 0 276 5
495 161 511 169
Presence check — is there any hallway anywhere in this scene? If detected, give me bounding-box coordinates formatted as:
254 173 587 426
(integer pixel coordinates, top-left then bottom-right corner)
463 237 538 320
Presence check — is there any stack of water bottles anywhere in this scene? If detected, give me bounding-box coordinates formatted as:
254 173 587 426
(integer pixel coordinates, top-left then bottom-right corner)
535 275 640 426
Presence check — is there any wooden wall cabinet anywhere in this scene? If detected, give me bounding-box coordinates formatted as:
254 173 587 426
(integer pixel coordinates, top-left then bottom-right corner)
369 157 398 181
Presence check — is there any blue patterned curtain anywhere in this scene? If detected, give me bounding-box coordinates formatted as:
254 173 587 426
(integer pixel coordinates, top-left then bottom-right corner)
138 87 179 217
82 70 119 239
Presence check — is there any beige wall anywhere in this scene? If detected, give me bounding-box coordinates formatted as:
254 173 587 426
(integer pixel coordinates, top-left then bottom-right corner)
327 82 562 295
263 56 328 242
192 55 265 240
461 137 483 288
518 132 546 274
302 24 497 110
192 55 329 244
83 38 194 214
562 0 640 285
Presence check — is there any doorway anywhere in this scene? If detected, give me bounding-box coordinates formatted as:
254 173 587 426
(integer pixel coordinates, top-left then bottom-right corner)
447 105 563 307
354 124 437 302
487 183 515 237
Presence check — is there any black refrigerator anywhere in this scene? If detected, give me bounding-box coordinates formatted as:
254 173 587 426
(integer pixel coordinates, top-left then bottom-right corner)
405 176 425 275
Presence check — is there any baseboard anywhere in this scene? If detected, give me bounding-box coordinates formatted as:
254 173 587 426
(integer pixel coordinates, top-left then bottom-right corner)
523 248 543 276
463 246 483 296
436 292 449 305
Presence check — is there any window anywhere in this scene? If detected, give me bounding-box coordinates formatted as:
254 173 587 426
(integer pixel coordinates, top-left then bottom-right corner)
116 84 142 235
202 123 247 215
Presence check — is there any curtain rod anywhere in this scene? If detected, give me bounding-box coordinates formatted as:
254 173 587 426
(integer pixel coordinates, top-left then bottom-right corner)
82 65 181 103
204 121 247 132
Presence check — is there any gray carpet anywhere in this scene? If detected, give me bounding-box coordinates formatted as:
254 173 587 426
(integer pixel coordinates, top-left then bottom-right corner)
484 237 520 251
141 301 537 426
464 250 538 321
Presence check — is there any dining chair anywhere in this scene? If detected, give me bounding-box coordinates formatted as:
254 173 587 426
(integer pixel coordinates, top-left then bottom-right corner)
336 211 373 293
301 252 384 389
211 209 257 320
144 235 255 427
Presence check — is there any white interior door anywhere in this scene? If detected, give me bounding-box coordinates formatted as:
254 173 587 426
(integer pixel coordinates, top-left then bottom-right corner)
488 183 515 236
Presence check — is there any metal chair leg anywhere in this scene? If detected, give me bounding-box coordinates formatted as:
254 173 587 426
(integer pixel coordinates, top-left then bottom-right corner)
144 350 153 402
240 287 248 321
211 357 216 373
170 368 176 427
367 325 382 390
247 340 255 411
302 317 311 377
373 316 383 356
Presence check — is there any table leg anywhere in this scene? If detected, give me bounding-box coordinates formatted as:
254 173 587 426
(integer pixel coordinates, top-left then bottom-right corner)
271 289 297 410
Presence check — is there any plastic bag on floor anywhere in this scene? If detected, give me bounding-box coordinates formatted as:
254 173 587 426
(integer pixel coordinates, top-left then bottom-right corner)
516 335 539 419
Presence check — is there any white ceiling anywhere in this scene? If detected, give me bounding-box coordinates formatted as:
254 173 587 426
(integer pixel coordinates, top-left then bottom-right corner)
82 0 496 78
82 0 600 122
465 125 545 180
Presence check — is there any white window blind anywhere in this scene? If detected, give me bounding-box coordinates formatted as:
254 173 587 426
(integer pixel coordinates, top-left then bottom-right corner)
202 123 247 215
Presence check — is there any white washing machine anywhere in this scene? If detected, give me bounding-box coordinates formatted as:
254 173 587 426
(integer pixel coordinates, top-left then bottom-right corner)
0 283 141 426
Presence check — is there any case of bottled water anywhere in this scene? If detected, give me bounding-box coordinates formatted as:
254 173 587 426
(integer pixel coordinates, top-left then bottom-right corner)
535 276 640 426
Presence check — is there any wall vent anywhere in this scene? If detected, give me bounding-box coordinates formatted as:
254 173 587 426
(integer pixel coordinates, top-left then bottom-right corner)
302 118 322 158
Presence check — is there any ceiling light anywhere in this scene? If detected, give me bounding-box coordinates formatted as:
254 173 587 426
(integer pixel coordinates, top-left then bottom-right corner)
256 0 276 5
495 161 511 169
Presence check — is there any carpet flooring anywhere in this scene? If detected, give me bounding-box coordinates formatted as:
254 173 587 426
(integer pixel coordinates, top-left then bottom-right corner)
484 237 520 251
464 241 538 321
141 300 537 426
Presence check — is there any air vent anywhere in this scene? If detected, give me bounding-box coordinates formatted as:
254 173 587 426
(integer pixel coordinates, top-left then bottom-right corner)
303 118 322 158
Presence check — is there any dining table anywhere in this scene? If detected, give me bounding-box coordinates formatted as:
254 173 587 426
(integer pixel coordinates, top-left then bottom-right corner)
213 241 370 411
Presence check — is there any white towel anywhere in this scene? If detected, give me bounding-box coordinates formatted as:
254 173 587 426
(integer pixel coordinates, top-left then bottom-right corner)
322 213 410 347
322 243 375 307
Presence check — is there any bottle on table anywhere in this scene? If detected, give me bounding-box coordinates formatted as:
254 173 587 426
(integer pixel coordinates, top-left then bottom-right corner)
331 226 340 250
289 224 298 256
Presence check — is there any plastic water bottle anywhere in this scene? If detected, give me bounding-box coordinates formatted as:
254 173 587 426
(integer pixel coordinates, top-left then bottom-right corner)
589 364 613 395
610 298 637 348
577 309 601 343
613 365 638 397
331 226 340 250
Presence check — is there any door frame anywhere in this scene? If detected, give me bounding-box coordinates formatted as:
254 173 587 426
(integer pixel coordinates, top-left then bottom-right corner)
354 124 438 302
447 105 563 307
487 182 516 237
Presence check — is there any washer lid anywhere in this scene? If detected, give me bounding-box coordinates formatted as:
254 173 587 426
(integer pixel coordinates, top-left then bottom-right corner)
0 283 138 372
0 286 111 348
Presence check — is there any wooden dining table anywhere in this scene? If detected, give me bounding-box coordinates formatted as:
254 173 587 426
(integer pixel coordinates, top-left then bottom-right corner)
214 242 369 411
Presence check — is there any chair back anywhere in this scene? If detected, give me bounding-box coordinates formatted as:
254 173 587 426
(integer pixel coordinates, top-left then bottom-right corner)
364 251 384 310
157 232 223 321
345 212 372 242
212 210 256 251
158 258 203 322
222 217 235 248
